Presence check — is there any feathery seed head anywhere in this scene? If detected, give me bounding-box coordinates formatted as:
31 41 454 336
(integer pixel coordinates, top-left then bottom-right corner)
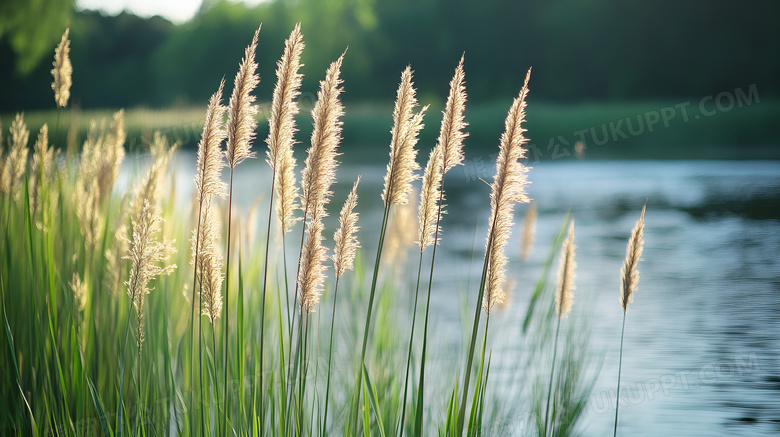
483 68 532 315
195 79 228 204
298 209 328 315
300 53 346 219
134 132 177 221
6 113 30 198
70 272 87 312
333 176 361 278
194 201 224 325
51 28 73 108
382 66 425 206
439 56 468 173
30 124 59 216
418 145 444 250
266 24 305 233
555 221 576 319
620 204 646 313
124 201 177 349
226 26 261 168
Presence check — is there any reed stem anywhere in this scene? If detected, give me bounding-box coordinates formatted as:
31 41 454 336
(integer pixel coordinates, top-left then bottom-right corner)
614 312 627 437
544 316 562 437
398 251 424 436
352 203 390 432
222 169 234 437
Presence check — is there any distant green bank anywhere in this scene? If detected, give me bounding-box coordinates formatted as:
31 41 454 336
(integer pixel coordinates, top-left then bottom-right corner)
6 96 779 161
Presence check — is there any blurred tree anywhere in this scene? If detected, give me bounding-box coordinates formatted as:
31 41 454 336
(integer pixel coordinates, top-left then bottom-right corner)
0 0 74 73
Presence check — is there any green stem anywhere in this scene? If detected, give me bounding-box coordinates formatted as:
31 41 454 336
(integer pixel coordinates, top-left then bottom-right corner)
117 303 133 437
259 169 277 437
614 312 627 437
351 203 391 433
544 316 562 437
298 313 311 436
222 169 235 437
190 200 205 435
322 276 340 436
398 251 424 436
212 321 221 437
199 282 205 435
457 215 497 436
415 178 447 436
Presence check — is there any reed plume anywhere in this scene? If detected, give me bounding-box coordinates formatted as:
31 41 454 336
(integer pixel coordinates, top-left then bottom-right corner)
132 132 177 221
5 113 29 199
194 201 224 326
195 80 228 204
482 68 532 314
69 272 87 312
99 110 126 202
300 52 345 219
544 220 576 437
51 28 72 108
418 145 443 251
77 178 101 250
440 55 468 173
556 221 576 319
77 111 126 205
333 176 361 278
117 200 176 435
30 124 59 217
266 24 304 233
297 213 327 315
614 204 647 437
621 205 645 312
381 66 426 207
521 203 537 261
124 200 176 351
226 26 260 169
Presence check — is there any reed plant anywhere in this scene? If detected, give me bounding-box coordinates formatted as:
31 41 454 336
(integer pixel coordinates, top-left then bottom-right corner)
0 23 653 437
614 204 646 437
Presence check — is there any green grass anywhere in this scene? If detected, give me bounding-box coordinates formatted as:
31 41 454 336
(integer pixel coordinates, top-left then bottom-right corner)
0 31 636 437
0 144 600 436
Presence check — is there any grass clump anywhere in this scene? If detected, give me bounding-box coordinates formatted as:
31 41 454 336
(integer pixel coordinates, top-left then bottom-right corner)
0 23 653 437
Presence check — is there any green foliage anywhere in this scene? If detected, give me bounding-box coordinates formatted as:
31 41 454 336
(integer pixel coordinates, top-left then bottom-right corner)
0 0 74 74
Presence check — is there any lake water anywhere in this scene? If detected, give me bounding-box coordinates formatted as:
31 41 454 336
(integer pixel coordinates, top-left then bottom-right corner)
157 155 780 436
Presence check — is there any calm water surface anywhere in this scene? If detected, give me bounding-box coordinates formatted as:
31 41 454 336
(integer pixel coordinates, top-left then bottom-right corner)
156 156 780 436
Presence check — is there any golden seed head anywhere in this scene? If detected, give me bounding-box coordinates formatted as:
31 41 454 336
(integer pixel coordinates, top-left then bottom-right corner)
382 66 425 207
51 28 73 108
418 145 444 251
226 26 261 168
483 68 532 315
298 209 328 315
301 52 346 221
333 176 361 278
195 79 228 205
266 24 305 233
124 200 177 349
439 55 468 174
620 204 646 313
555 221 576 319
